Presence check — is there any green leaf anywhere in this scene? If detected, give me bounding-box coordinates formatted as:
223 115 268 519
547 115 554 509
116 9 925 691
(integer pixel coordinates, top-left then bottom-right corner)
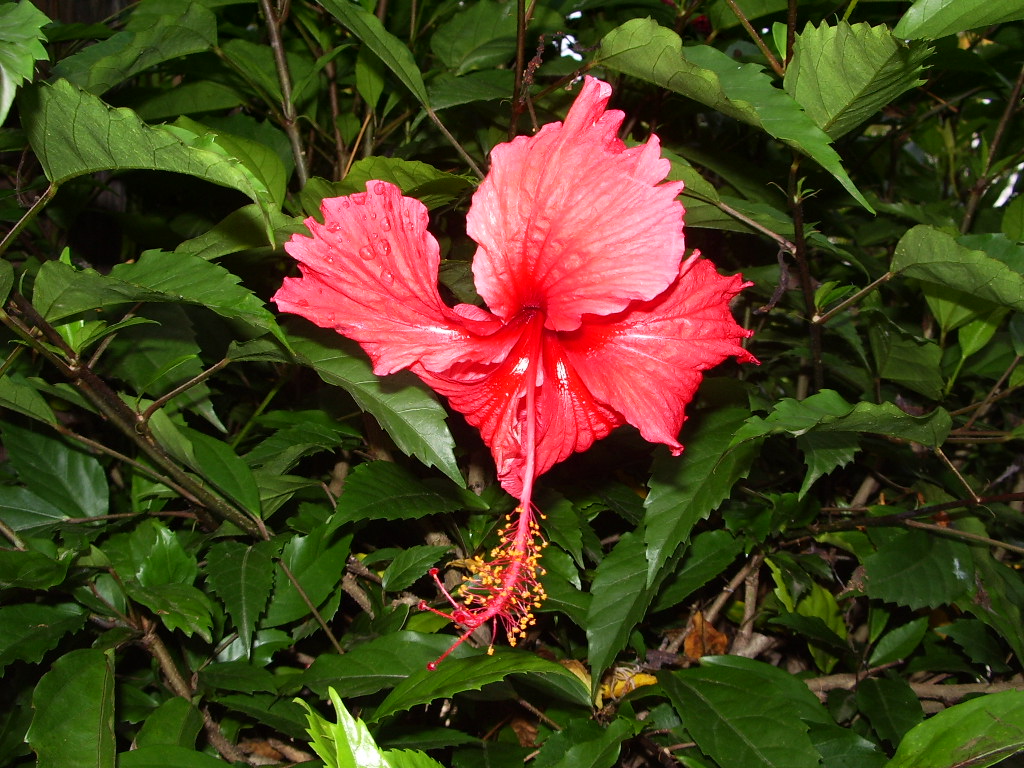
20 79 277 236
0 0 51 126
318 0 429 106
204 541 276 658
1002 195 1024 242
644 405 759 583
300 631 475 698
889 690 1024 768
52 1 217 95
0 603 86 673
895 0 1024 39
430 0 516 75
199 660 278 694
134 698 203 749
862 528 975 610
869 616 929 667
26 648 116 768
596 19 872 211
533 718 633 768
333 462 465 528
806 722 887 768
264 530 351 627
427 70 515 111
795 431 860 499
306 157 475 212
784 22 930 140
371 652 590 721
868 315 945 399
33 250 283 343
170 116 287 207
0 548 70 590
0 421 108 519
661 657 826 768
652 530 744 612
706 0 787 29
0 374 58 425
288 328 462 485
213 693 309 738
856 677 922 747
300 688 446 768
119 746 228 768
108 251 284 342
586 533 659 687
381 545 452 591
958 517 1024 661
892 225 1024 311
132 518 198 588
734 389 951 447
126 582 215 642
179 427 263 517
0 486 72 533
355 46 386 110
300 688 391 768
0 258 12 304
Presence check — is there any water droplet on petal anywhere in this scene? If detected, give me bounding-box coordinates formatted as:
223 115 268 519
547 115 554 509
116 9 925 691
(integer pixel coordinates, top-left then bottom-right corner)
380 240 391 256
340 199 350 208
359 245 375 261
374 182 387 195
381 216 391 231
380 268 395 285
326 312 336 324
326 221 341 233
353 194 367 206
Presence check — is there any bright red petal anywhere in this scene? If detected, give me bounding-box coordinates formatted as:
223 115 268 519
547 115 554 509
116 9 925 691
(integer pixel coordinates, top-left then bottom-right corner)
416 312 620 497
467 77 685 332
273 182 504 375
561 256 756 452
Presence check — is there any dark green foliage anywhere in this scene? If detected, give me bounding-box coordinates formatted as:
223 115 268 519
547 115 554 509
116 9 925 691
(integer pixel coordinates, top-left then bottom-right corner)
1 0 1024 765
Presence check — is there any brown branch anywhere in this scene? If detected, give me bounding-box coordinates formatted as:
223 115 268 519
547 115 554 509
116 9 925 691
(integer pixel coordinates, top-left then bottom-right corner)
259 0 309 187
6 291 262 536
140 624 247 763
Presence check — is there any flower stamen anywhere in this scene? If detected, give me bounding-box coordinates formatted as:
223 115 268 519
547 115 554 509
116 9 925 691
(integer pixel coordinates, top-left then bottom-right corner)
420 503 548 670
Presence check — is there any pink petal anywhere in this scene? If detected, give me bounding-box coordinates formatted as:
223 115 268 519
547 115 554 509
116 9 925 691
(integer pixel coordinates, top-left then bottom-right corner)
467 77 686 332
273 182 505 375
417 313 620 497
562 256 756 452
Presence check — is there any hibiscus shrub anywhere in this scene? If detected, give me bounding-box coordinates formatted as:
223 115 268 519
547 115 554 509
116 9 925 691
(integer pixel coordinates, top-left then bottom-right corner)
2 1 1024 767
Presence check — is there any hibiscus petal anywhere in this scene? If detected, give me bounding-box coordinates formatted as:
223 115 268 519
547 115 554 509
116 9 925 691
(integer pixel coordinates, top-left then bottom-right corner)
467 76 686 332
417 313 620 497
562 256 756 452
274 182 504 375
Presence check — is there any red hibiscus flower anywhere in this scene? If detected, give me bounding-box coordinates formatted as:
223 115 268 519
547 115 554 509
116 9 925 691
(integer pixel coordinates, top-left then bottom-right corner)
274 76 755 667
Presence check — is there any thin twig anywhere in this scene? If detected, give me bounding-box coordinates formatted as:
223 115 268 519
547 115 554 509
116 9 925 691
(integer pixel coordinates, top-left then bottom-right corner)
703 553 765 627
259 0 309 187
277 559 345 654
141 624 248 763
787 158 823 391
722 0 784 76
0 183 58 259
812 272 892 325
961 62 1024 233
141 358 230 424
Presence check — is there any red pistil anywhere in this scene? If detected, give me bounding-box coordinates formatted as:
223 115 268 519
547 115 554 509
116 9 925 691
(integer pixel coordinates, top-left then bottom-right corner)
419 504 548 669
421 323 547 669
